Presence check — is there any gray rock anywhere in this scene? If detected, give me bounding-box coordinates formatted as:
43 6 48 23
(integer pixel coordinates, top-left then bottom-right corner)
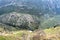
0 12 40 30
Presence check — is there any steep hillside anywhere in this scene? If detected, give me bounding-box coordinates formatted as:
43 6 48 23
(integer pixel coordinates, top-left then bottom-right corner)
40 15 60 29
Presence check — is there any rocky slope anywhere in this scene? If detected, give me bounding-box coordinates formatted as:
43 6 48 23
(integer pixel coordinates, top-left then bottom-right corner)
0 12 40 31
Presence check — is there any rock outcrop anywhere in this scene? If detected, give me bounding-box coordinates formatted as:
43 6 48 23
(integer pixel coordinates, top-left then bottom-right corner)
0 12 40 30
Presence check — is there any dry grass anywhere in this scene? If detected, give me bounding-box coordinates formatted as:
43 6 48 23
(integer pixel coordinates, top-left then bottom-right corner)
0 27 60 40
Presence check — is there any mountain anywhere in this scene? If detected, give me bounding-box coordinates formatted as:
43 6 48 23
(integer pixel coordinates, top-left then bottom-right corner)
0 0 60 30
0 0 60 16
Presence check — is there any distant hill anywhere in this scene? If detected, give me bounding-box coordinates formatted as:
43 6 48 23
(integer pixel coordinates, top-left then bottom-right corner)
0 0 60 16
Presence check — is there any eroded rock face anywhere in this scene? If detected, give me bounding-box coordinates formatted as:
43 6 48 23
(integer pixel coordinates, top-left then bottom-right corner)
0 12 40 30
